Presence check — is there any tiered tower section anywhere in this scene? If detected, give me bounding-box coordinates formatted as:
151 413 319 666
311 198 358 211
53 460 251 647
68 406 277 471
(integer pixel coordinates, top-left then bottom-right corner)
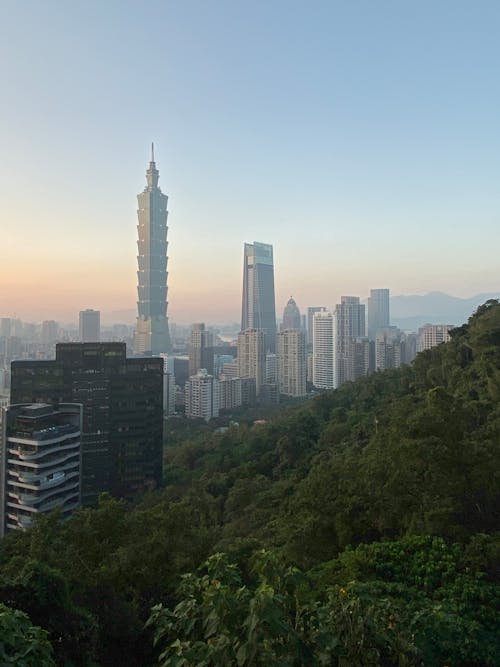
134 144 172 354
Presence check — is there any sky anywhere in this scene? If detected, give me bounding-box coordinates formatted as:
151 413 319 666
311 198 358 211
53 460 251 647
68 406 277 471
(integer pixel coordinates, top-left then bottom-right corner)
0 0 499 324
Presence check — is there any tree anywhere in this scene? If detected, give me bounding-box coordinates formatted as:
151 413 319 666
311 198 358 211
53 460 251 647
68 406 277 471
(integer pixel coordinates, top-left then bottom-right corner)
0 602 55 666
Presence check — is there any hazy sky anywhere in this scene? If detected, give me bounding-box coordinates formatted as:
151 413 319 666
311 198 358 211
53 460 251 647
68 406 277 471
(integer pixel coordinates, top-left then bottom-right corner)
1 1 499 323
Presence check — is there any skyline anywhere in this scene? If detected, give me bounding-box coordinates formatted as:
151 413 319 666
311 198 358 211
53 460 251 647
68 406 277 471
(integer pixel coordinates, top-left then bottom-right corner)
1 2 500 322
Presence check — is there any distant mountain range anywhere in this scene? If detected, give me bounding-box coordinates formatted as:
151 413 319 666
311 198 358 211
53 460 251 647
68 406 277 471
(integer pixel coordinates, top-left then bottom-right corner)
391 292 500 330
102 292 500 330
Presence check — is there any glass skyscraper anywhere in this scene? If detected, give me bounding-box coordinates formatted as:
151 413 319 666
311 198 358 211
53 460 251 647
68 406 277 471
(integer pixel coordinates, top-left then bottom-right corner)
241 242 277 352
367 289 390 341
134 145 172 355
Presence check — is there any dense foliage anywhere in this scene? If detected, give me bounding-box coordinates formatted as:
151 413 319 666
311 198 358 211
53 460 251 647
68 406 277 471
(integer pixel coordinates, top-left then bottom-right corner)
0 602 55 665
0 301 499 665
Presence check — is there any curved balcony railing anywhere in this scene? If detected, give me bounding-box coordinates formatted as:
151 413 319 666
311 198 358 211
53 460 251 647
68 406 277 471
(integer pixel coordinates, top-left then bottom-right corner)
8 469 79 491
8 440 80 462
8 451 80 470
8 480 80 509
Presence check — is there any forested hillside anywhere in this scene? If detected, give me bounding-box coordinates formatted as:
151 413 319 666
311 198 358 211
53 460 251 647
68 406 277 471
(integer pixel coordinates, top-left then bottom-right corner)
0 302 499 666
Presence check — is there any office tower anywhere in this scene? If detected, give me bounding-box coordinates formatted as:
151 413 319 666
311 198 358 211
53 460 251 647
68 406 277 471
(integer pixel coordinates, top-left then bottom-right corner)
282 297 301 331
79 309 100 342
41 320 58 345
237 329 266 395
336 296 367 385
10 343 163 505
276 329 306 397
219 376 242 411
417 324 453 352
312 312 337 389
367 289 390 340
188 323 215 376
185 369 219 421
241 242 277 352
0 402 82 536
134 145 172 355
307 307 326 347
376 327 403 370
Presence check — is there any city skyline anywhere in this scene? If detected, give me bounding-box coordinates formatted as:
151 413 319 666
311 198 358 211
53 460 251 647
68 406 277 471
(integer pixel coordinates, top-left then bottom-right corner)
1 2 500 322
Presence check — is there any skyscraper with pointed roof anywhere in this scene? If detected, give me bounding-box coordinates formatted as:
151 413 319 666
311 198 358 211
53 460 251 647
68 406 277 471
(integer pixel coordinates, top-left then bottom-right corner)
282 297 301 331
134 145 172 355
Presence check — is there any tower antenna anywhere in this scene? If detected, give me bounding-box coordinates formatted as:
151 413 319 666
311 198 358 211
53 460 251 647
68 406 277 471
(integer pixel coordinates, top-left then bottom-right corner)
151 142 155 163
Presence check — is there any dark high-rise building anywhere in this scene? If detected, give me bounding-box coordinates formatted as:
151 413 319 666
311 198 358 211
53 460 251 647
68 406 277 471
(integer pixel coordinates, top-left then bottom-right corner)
336 296 368 385
367 289 390 341
241 242 276 352
10 343 163 506
0 402 82 537
282 297 301 331
134 145 172 355
79 310 100 342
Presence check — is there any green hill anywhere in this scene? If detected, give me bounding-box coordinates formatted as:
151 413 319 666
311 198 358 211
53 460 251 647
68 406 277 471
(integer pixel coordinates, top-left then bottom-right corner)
0 301 499 665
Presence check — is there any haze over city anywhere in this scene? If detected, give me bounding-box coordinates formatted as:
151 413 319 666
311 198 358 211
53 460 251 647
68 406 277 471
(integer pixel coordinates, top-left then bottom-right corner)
1 1 500 323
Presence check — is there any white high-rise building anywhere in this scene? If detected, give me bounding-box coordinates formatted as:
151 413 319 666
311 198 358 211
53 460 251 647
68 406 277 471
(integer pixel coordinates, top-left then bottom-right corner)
185 369 219 421
237 329 266 395
312 312 337 389
307 307 326 347
277 329 306 397
417 324 453 352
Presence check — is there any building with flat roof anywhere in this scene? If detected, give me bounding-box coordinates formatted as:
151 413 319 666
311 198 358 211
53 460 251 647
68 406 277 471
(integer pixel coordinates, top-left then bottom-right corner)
367 289 390 341
312 312 337 390
185 369 219 421
417 324 453 352
79 310 100 343
10 343 163 505
0 402 82 536
237 329 266 396
277 329 307 397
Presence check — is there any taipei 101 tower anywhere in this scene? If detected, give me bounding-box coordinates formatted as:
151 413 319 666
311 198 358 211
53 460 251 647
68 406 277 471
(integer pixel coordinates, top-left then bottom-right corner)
134 145 172 354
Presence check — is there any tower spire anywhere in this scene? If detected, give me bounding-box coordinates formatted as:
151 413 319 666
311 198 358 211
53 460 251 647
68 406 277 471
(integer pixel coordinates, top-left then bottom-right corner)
146 143 159 189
